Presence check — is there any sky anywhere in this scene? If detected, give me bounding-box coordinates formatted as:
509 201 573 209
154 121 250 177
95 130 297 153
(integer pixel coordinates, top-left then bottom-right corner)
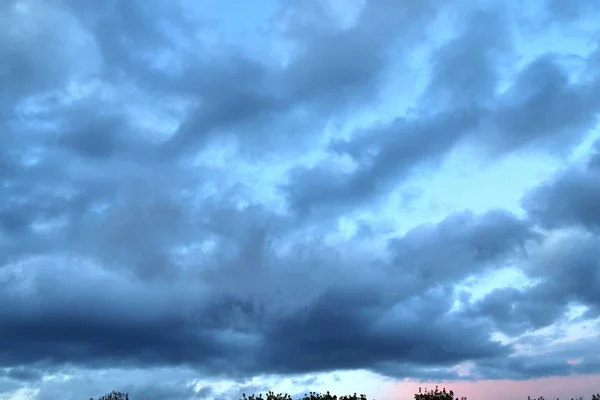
1 0 600 400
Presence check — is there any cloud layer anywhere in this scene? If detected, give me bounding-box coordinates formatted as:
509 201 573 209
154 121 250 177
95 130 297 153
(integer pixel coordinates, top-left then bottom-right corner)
1 0 600 399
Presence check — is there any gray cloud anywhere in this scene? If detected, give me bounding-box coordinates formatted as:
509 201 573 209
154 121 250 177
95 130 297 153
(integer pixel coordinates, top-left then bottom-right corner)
421 5 514 111
1 208 531 379
281 2 515 218
470 334 600 381
165 0 440 158
544 0 600 23
463 226 600 337
523 142 600 232
481 54 600 156
2 0 600 398
283 109 481 218
387 210 537 296
0 367 45 383
282 21 600 219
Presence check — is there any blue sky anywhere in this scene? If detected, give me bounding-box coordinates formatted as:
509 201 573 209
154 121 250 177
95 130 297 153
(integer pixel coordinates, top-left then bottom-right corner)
1 1 600 400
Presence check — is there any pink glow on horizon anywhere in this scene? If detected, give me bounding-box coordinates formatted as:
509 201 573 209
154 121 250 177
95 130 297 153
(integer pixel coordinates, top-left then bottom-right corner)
381 374 600 400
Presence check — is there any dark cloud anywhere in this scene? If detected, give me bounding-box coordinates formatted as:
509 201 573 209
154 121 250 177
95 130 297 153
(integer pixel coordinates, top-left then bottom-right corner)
480 54 600 155
55 111 137 161
382 210 539 309
261 283 508 376
421 5 514 110
281 2 516 218
470 335 600 380
458 140 600 339
0 207 531 379
0 0 96 111
165 0 440 158
283 25 600 220
0 366 45 383
2 0 600 398
62 0 191 86
544 0 600 23
589 141 600 168
284 108 482 218
463 229 600 337
523 143 600 232
462 286 566 337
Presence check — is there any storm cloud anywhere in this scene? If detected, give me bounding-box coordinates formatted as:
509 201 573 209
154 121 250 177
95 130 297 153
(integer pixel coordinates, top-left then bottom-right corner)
1 0 600 399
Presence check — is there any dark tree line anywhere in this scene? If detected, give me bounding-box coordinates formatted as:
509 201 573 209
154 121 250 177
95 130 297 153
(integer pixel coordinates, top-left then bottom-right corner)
89 387 600 400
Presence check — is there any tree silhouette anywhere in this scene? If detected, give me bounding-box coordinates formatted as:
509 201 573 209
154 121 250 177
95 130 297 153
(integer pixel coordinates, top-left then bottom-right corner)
88 388 600 400
90 390 128 400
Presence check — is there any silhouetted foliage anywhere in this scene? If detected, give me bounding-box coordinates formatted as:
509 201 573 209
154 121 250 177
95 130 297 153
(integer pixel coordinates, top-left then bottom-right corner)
240 391 367 400
89 388 600 400
415 386 465 400
90 390 128 400
526 395 600 400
